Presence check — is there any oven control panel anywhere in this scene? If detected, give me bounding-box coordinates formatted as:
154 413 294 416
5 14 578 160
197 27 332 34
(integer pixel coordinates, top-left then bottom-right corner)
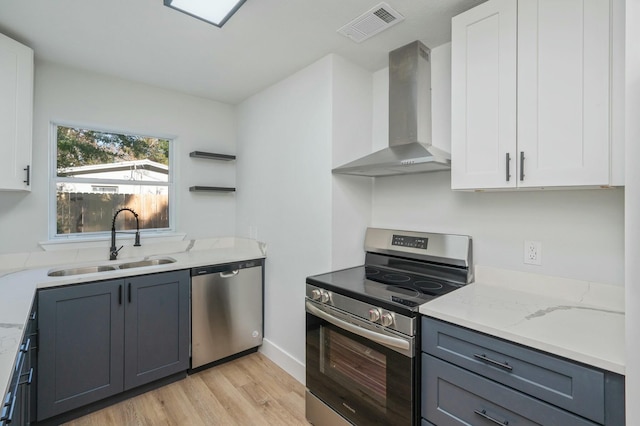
305 284 415 337
392 234 428 250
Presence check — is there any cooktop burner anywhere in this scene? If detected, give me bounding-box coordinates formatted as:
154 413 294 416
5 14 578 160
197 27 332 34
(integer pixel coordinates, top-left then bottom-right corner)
364 266 451 295
365 266 452 296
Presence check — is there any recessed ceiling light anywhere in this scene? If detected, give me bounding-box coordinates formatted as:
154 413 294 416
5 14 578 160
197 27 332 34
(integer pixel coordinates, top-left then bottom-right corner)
164 0 246 27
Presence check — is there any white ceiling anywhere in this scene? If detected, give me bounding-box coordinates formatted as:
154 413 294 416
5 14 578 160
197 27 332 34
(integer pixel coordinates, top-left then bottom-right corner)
0 0 487 105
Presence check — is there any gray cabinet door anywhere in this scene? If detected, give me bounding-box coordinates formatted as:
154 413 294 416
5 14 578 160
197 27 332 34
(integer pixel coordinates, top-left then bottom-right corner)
123 270 189 390
37 279 125 421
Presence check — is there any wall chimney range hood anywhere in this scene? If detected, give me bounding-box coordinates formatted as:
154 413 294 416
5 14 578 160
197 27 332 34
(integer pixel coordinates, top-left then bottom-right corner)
332 41 451 177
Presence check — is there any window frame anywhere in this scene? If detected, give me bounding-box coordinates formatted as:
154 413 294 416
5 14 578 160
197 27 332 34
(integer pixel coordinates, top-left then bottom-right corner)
49 122 176 241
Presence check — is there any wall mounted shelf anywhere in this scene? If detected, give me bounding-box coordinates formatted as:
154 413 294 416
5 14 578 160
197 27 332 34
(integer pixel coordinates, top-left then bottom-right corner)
189 186 236 193
189 151 236 161
189 151 236 192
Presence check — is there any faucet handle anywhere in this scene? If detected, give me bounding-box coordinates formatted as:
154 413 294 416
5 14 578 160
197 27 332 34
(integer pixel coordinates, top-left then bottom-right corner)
109 245 124 261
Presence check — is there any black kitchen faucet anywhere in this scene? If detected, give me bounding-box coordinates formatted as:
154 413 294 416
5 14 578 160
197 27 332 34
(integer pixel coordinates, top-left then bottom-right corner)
110 207 141 260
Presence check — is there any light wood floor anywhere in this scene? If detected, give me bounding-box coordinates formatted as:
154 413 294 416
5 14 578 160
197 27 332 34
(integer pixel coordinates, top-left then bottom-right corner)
64 353 309 426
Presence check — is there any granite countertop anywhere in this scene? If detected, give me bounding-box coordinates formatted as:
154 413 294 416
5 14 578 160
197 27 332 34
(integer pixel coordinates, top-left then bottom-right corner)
0 237 266 401
420 266 625 375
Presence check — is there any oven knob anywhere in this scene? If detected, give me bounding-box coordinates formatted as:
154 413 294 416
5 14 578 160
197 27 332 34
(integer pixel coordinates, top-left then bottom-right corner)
311 289 322 301
320 291 331 303
380 313 394 327
368 309 381 322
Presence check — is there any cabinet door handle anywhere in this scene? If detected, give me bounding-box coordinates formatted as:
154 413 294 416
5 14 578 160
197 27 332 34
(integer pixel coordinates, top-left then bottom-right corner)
18 368 34 386
505 153 511 182
473 353 513 371
220 270 239 278
128 283 132 303
119 284 122 305
474 409 509 425
23 165 30 186
20 338 30 353
1 391 13 422
519 151 525 181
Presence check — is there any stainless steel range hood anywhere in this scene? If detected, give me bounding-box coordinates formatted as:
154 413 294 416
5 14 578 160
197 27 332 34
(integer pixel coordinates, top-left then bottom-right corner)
332 41 451 177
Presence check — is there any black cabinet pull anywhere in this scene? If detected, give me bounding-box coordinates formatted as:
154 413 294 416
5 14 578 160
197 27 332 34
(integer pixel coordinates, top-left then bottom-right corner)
128 283 132 303
23 165 30 186
20 338 30 353
519 151 525 181
1 391 13 422
474 409 509 425
505 153 511 181
119 284 122 305
473 353 513 371
19 368 34 386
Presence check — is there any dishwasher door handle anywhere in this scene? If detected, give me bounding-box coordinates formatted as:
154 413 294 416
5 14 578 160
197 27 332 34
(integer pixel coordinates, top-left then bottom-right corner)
220 270 239 278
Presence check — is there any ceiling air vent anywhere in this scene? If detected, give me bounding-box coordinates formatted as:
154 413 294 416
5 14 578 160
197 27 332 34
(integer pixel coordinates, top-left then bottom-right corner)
338 2 405 43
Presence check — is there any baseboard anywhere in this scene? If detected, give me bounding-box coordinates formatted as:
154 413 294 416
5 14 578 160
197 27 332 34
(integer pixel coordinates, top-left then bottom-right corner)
259 338 305 385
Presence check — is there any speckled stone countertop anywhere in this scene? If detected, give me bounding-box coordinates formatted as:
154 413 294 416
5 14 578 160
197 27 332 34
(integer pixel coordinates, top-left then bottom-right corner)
0 237 266 400
420 266 625 375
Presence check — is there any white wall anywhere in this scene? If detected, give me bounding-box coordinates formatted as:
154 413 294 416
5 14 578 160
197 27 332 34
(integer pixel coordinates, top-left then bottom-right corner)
625 0 639 419
373 174 624 285
0 61 236 254
236 54 373 381
331 55 373 270
236 55 334 381
371 43 625 286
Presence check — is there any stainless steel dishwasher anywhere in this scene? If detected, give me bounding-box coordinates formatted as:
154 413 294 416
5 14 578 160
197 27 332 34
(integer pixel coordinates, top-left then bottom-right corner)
190 258 264 369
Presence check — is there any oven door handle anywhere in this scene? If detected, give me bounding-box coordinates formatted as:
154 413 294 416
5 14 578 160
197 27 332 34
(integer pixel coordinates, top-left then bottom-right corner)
305 301 410 351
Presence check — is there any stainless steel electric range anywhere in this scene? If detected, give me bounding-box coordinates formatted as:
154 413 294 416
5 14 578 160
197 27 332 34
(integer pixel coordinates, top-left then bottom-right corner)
305 228 473 426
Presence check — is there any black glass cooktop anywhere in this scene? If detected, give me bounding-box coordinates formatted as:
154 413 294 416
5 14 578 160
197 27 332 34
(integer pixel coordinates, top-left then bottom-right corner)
306 264 464 314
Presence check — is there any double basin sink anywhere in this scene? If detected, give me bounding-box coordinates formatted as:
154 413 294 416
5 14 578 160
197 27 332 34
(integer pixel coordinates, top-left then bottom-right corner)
47 257 176 277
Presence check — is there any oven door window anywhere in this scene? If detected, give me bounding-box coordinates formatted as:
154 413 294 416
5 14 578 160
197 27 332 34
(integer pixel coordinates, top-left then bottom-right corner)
306 312 414 426
322 328 387 409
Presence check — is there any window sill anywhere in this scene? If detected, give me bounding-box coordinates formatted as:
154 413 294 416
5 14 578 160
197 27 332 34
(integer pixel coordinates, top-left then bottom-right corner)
39 232 187 252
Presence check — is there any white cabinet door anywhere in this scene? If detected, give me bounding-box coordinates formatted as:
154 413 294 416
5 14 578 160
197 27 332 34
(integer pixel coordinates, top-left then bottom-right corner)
517 0 610 187
451 0 612 190
451 0 517 190
0 33 33 191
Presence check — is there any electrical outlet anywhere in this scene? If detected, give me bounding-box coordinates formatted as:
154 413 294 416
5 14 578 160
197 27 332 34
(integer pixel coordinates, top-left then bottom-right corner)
524 240 542 265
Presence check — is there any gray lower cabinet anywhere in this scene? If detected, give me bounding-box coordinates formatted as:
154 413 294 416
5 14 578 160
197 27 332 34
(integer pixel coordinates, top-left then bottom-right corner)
37 270 189 421
421 317 625 426
124 272 189 390
1 299 37 426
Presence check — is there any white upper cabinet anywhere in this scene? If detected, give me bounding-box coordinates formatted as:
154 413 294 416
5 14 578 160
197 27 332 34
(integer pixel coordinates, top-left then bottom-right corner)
451 0 614 190
0 33 33 191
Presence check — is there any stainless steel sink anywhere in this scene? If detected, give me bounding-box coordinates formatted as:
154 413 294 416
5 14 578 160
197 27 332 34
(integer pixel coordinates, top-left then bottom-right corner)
47 265 117 276
117 258 176 269
47 257 177 277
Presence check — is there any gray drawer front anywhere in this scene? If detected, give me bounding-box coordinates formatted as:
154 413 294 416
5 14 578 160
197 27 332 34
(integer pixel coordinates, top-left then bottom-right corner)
422 317 604 423
422 354 598 426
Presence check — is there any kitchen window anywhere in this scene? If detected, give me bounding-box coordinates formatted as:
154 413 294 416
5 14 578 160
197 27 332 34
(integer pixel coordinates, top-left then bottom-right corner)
51 124 173 239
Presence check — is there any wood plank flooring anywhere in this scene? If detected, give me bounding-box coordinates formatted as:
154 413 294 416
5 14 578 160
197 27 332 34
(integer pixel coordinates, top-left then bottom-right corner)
64 353 309 426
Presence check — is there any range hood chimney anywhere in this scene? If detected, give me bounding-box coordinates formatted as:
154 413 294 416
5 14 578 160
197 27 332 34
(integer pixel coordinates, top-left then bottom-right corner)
332 41 450 177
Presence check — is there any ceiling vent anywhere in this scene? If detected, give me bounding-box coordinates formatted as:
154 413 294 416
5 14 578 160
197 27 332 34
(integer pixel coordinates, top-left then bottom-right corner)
338 2 405 43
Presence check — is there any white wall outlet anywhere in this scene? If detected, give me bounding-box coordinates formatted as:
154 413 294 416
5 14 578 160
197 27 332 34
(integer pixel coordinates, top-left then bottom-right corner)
524 240 542 265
